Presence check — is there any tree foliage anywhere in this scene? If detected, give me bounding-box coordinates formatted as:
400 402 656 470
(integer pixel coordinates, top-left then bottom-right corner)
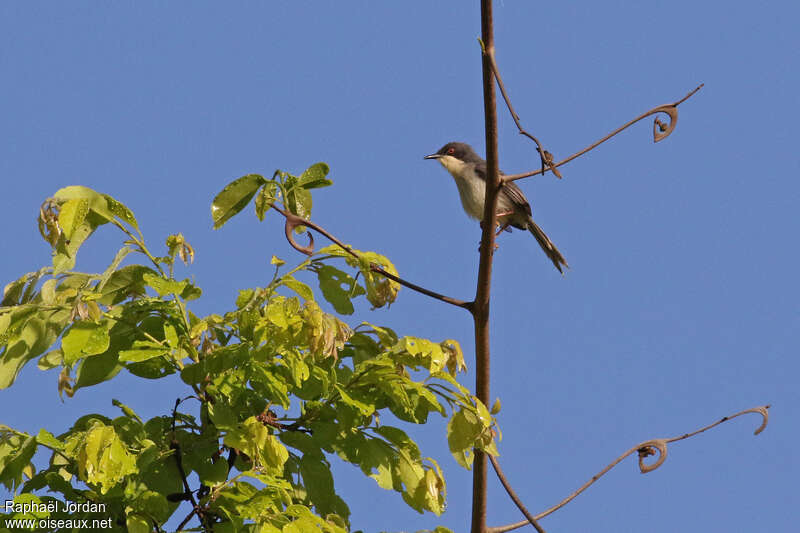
0 165 498 532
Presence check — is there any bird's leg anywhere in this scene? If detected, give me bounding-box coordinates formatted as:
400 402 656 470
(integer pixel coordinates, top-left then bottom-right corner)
477 221 499 253
494 210 515 236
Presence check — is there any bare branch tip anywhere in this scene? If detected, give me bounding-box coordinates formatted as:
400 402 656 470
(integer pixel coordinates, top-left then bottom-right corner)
751 405 770 435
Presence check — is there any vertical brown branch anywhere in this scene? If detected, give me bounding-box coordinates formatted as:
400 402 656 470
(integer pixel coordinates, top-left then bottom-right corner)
473 1 500 532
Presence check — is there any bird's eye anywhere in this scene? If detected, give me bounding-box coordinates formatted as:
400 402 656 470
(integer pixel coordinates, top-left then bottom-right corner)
447 147 455 155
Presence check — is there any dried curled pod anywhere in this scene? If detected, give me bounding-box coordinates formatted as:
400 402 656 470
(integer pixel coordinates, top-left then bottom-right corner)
283 211 315 255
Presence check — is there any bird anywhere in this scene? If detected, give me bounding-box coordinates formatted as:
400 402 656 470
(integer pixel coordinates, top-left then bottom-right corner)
424 141 568 273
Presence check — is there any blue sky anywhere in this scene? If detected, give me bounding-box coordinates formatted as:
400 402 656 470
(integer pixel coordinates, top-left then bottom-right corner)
1 2 797 532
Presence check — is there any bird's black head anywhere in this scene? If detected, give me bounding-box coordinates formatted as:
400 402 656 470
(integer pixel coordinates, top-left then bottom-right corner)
424 142 481 163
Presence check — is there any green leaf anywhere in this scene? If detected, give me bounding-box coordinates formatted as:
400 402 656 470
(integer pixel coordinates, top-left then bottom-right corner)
181 283 202 301
49 188 123 274
126 356 175 379
266 300 289 329
490 397 501 415
287 186 312 221
295 366 331 400
40 278 57 305
96 264 155 305
410 465 446 515
69 423 137 493
102 193 139 230
62 320 111 365
299 455 350 521
355 437 394 490
0 433 36 492
5 494 53 520
280 276 314 302
143 272 188 297
0 310 69 389
58 198 90 240
37 348 63 370
447 408 485 469
315 265 364 315
335 385 374 416
51 220 98 275
212 174 267 229
74 346 123 390
249 366 291 409
112 399 143 424
208 402 238 432
35 429 64 450
53 186 115 223
298 162 332 190
223 417 289 475
126 514 150 533
255 181 279 221
316 245 400 309
374 426 421 462
196 457 230 484
96 246 134 292
118 340 169 363
181 344 248 385
163 323 179 349
358 252 400 309
2 268 51 306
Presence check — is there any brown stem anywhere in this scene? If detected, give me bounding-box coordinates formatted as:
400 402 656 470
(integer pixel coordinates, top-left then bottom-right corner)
503 84 704 183
270 203 471 310
488 405 769 533
175 509 199 533
473 1 499 532
489 455 546 533
171 397 204 531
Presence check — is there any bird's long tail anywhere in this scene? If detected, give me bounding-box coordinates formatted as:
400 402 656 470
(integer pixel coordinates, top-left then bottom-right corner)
526 219 569 274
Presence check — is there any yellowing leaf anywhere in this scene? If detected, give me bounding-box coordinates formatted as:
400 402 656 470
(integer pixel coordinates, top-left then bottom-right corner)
73 423 137 493
223 417 289 475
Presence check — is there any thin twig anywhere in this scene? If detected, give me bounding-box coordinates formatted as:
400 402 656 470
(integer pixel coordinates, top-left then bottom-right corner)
489 455 546 533
503 84 704 183
484 46 561 179
270 203 472 310
488 405 769 533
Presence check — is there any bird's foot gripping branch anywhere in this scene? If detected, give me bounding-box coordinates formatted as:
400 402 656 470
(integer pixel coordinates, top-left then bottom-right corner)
0 177 498 532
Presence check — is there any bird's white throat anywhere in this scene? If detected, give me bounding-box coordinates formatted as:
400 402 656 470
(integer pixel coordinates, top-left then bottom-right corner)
436 155 486 220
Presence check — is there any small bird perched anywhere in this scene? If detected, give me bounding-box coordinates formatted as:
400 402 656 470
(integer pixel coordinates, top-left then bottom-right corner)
425 142 568 273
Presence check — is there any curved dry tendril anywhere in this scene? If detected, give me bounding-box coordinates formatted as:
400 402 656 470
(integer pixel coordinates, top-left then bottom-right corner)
270 203 471 309
283 211 315 255
483 45 561 179
273 203 354 259
488 404 769 533
503 84 704 183
489 455 546 533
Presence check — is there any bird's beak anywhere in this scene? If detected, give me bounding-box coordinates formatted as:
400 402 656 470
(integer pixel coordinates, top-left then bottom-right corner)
424 153 441 160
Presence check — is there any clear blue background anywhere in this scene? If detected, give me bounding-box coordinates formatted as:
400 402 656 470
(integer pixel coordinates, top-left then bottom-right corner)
1 2 797 532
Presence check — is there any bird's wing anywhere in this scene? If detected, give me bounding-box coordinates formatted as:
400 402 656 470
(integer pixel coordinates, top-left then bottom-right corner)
500 180 533 217
474 159 533 218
